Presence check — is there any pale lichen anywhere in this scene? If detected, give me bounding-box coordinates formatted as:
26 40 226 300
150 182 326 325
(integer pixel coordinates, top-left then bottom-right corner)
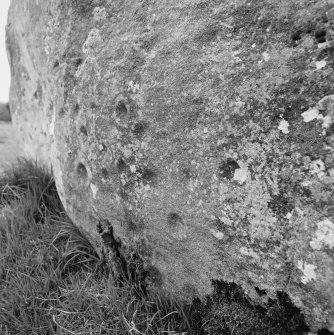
233 161 249 185
297 260 317 284
93 7 107 22
90 183 98 199
301 107 331 129
82 28 102 55
239 246 260 262
262 51 270 62
209 228 224 240
310 219 334 250
301 95 334 130
309 159 326 179
278 119 289 134
316 60 327 70
49 112 56 135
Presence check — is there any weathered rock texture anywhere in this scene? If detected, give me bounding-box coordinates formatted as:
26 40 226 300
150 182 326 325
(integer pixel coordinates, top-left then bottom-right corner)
7 0 334 331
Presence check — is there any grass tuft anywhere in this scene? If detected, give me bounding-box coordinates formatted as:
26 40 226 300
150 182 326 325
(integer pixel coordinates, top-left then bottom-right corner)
0 159 202 335
0 158 63 224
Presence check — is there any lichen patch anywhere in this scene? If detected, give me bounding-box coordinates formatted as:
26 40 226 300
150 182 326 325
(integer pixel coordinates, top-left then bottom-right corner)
278 119 289 134
262 51 270 62
309 159 325 179
90 183 98 199
285 212 293 220
301 95 334 130
316 60 327 70
301 107 322 123
301 107 332 129
233 161 248 184
297 260 317 284
93 7 107 22
310 219 334 250
209 228 224 240
239 247 260 262
49 112 56 135
82 28 102 54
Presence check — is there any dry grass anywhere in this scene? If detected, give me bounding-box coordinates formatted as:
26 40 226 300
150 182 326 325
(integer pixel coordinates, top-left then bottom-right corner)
0 159 202 335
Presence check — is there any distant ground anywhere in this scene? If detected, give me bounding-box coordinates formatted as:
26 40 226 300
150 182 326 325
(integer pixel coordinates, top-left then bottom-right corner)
0 121 23 173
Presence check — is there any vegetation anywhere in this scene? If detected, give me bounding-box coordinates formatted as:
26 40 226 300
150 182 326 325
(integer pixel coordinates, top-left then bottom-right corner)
0 159 200 335
0 159 310 334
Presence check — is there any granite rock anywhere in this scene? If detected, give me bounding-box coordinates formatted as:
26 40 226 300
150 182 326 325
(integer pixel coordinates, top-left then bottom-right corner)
7 0 334 331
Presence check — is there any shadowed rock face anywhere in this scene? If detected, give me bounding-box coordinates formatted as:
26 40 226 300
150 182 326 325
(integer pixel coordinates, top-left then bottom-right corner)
7 0 334 331
0 103 11 122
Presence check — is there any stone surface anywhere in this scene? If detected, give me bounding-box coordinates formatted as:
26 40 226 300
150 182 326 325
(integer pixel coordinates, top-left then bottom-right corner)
7 0 334 331
0 103 11 122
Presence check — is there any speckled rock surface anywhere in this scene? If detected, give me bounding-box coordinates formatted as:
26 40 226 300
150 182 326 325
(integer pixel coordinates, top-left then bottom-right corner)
7 0 334 331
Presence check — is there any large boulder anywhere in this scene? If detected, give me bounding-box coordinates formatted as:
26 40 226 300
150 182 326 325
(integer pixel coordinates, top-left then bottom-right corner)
7 0 334 331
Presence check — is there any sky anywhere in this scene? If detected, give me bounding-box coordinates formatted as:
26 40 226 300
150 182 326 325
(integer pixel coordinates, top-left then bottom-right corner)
0 0 11 103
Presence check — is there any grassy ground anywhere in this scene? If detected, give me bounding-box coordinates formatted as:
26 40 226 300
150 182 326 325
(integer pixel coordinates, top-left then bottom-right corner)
0 159 311 335
0 159 202 335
